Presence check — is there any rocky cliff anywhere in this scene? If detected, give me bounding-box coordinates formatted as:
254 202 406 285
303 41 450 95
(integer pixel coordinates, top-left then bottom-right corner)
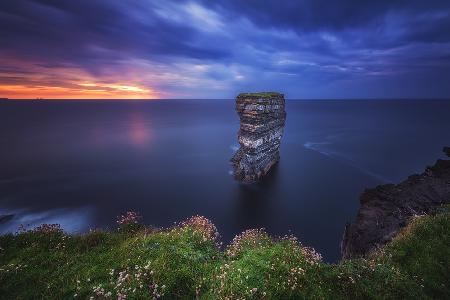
341 147 450 259
231 92 286 182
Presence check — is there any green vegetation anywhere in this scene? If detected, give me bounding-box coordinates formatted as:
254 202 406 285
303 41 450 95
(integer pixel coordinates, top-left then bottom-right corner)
1 210 449 299
237 92 282 98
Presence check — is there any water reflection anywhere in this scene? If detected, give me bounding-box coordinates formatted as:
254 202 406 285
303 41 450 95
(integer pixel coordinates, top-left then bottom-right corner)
89 109 153 148
232 164 280 230
128 111 152 147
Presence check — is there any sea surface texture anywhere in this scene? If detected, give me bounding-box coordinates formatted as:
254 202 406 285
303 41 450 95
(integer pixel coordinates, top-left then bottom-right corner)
1 99 449 261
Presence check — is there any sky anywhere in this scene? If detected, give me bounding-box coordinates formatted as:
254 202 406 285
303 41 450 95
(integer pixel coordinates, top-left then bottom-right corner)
1 0 450 99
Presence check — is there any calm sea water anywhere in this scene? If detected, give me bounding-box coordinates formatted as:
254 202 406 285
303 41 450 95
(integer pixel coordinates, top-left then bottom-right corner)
1 99 449 261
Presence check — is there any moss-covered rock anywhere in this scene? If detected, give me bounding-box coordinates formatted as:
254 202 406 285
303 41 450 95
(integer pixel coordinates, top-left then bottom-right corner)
237 92 283 98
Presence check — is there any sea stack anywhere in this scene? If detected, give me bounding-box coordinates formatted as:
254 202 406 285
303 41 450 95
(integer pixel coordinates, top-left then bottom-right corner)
231 92 286 182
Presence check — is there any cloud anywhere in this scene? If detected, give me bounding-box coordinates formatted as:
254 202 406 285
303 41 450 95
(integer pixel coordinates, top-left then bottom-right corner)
0 0 450 98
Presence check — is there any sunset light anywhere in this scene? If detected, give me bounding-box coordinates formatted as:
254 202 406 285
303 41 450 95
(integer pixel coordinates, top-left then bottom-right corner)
0 82 157 99
0 57 158 99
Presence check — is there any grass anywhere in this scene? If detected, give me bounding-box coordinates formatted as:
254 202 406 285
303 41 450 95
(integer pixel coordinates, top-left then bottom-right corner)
0 210 449 299
237 92 282 98
374 208 450 298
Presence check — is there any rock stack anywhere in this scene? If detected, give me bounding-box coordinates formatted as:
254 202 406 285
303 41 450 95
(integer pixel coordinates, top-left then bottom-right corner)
231 92 286 182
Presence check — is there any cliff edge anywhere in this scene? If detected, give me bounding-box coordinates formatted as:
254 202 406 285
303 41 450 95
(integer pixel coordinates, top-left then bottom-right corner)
341 147 450 259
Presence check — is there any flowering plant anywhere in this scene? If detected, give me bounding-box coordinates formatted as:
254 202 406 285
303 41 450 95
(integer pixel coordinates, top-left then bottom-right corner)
33 223 63 234
117 211 142 233
181 215 220 246
226 228 271 257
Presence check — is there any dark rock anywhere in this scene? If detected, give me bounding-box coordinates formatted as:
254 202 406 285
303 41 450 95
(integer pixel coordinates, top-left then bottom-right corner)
341 147 450 259
231 92 286 182
444 146 450 157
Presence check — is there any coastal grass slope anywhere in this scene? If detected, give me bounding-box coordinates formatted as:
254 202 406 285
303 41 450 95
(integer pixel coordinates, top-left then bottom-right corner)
1 209 449 299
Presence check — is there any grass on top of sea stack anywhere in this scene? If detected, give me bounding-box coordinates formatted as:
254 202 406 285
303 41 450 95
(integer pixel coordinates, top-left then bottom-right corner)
237 92 282 98
0 208 449 299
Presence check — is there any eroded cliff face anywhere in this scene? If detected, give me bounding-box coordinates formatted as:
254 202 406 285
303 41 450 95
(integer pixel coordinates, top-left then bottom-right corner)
341 147 450 259
231 92 286 182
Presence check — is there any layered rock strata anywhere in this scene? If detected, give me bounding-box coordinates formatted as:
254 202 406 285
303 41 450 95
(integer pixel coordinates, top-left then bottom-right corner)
231 92 286 182
341 147 450 259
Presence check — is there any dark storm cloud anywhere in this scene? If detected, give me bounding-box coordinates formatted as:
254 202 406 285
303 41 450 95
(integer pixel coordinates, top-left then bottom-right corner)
0 0 229 70
201 0 450 42
0 0 450 98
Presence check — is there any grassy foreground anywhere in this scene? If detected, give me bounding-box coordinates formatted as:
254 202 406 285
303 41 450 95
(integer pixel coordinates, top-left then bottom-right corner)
0 209 449 299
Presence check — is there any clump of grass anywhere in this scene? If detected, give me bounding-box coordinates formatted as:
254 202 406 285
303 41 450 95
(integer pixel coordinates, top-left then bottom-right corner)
181 215 220 246
320 258 425 299
212 235 324 299
226 228 271 258
78 229 109 251
375 211 450 298
116 211 143 233
0 209 449 299
238 92 282 98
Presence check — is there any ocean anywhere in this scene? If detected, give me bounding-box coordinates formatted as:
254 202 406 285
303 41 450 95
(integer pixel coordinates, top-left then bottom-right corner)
1 99 449 261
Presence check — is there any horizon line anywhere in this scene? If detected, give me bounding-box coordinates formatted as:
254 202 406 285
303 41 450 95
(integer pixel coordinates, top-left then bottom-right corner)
2 97 450 101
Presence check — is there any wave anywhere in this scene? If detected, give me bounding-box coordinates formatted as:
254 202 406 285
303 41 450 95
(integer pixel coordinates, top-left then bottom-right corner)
0 206 93 235
230 144 239 152
303 141 391 183
303 141 333 156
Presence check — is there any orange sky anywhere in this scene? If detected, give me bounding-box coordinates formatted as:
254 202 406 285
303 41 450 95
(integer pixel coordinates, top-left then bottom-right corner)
0 83 157 99
0 57 160 99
